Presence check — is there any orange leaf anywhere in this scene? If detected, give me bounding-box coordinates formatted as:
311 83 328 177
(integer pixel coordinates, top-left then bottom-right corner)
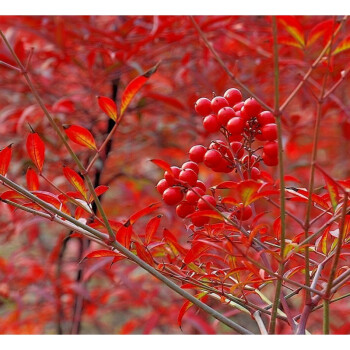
120 63 159 116
322 173 340 211
237 180 262 206
0 190 27 201
97 96 118 121
307 19 337 47
188 210 225 221
145 215 162 245
89 185 109 202
63 166 88 200
26 167 39 191
332 36 350 56
278 16 305 48
26 132 45 173
0 144 12 176
63 124 97 150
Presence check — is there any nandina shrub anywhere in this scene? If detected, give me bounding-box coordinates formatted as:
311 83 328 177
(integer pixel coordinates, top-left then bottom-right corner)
1 15 350 335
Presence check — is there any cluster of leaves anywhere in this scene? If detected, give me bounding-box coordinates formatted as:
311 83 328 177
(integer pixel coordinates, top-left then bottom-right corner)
1 15 350 335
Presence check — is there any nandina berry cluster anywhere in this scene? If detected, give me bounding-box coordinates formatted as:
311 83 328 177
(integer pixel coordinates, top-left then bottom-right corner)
156 87 279 226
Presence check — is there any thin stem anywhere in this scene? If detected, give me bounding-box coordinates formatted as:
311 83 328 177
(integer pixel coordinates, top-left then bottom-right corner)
269 15 287 335
189 16 272 112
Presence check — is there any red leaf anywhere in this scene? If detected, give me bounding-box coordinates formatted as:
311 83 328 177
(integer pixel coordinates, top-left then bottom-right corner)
278 16 305 48
120 63 159 116
321 173 340 211
83 249 124 260
63 124 97 150
97 96 118 121
150 159 173 175
63 166 88 200
116 224 133 249
332 36 350 56
188 210 225 221
26 167 39 191
163 228 188 256
184 242 210 264
134 242 154 266
89 185 109 202
52 98 75 113
128 202 161 225
307 19 337 47
177 292 208 328
145 215 162 245
0 144 12 176
32 190 70 215
26 132 45 173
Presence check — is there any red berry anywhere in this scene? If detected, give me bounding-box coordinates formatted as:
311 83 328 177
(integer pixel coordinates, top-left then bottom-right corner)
224 88 242 106
197 195 217 210
233 101 244 111
204 149 222 168
179 168 198 187
229 141 244 158
195 181 206 192
228 133 243 142
195 97 212 116
217 107 235 126
156 179 170 194
209 140 227 153
164 166 181 185
191 213 210 227
254 128 266 141
182 161 199 174
189 145 207 163
227 117 245 135
262 153 278 166
240 106 250 121
212 158 232 173
203 114 220 133
162 187 184 205
211 96 229 114
186 187 205 204
243 167 261 180
263 141 278 158
257 111 275 126
242 155 260 168
176 201 196 218
244 98 262 117
261 123 277 141
233 204 252 221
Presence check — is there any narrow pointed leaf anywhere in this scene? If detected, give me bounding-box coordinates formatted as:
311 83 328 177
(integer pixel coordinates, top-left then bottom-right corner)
26 132 45 173
89 185 109 202
278 16 305 48
63 124 97 150
178 292 208 328
120 63 159 116
150 159 173 175
134 242 154 266
307 19 337 47
332 36 350 56
63 166 88 200
83 249 124 260
116 224 133 249
322 173 340 211
26 167 39 191
188 210 225 221
145 215 162 245
128 202 161 225
97 96 118 121
0 144 12 176
184 242 210 264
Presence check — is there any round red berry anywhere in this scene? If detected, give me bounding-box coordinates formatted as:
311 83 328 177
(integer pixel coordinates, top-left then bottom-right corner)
224 88 242 106
176 201 196 218
233 101 244 111
244 98 262 117
164 166 181 185
198 195 217 211
217 107 235 126
203 114 220 133
240 106 250 121
212 158 232 173
257 111 275 126
261 123 277 141
227 117 245 135
156 179 170 194
191 213 210 227
179 168 198 187
229 141 244 158
263 141 278 158
182 161 199 174
203 149 222 168
195 97 212 116
262 153 278 166
195 181 206 192
233 204 252 221
189 145 207 163
211 96 229 114
186 187 205 204
162 187 184 205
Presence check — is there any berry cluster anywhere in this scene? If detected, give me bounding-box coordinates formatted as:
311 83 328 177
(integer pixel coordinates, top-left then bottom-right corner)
156 87 279 226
